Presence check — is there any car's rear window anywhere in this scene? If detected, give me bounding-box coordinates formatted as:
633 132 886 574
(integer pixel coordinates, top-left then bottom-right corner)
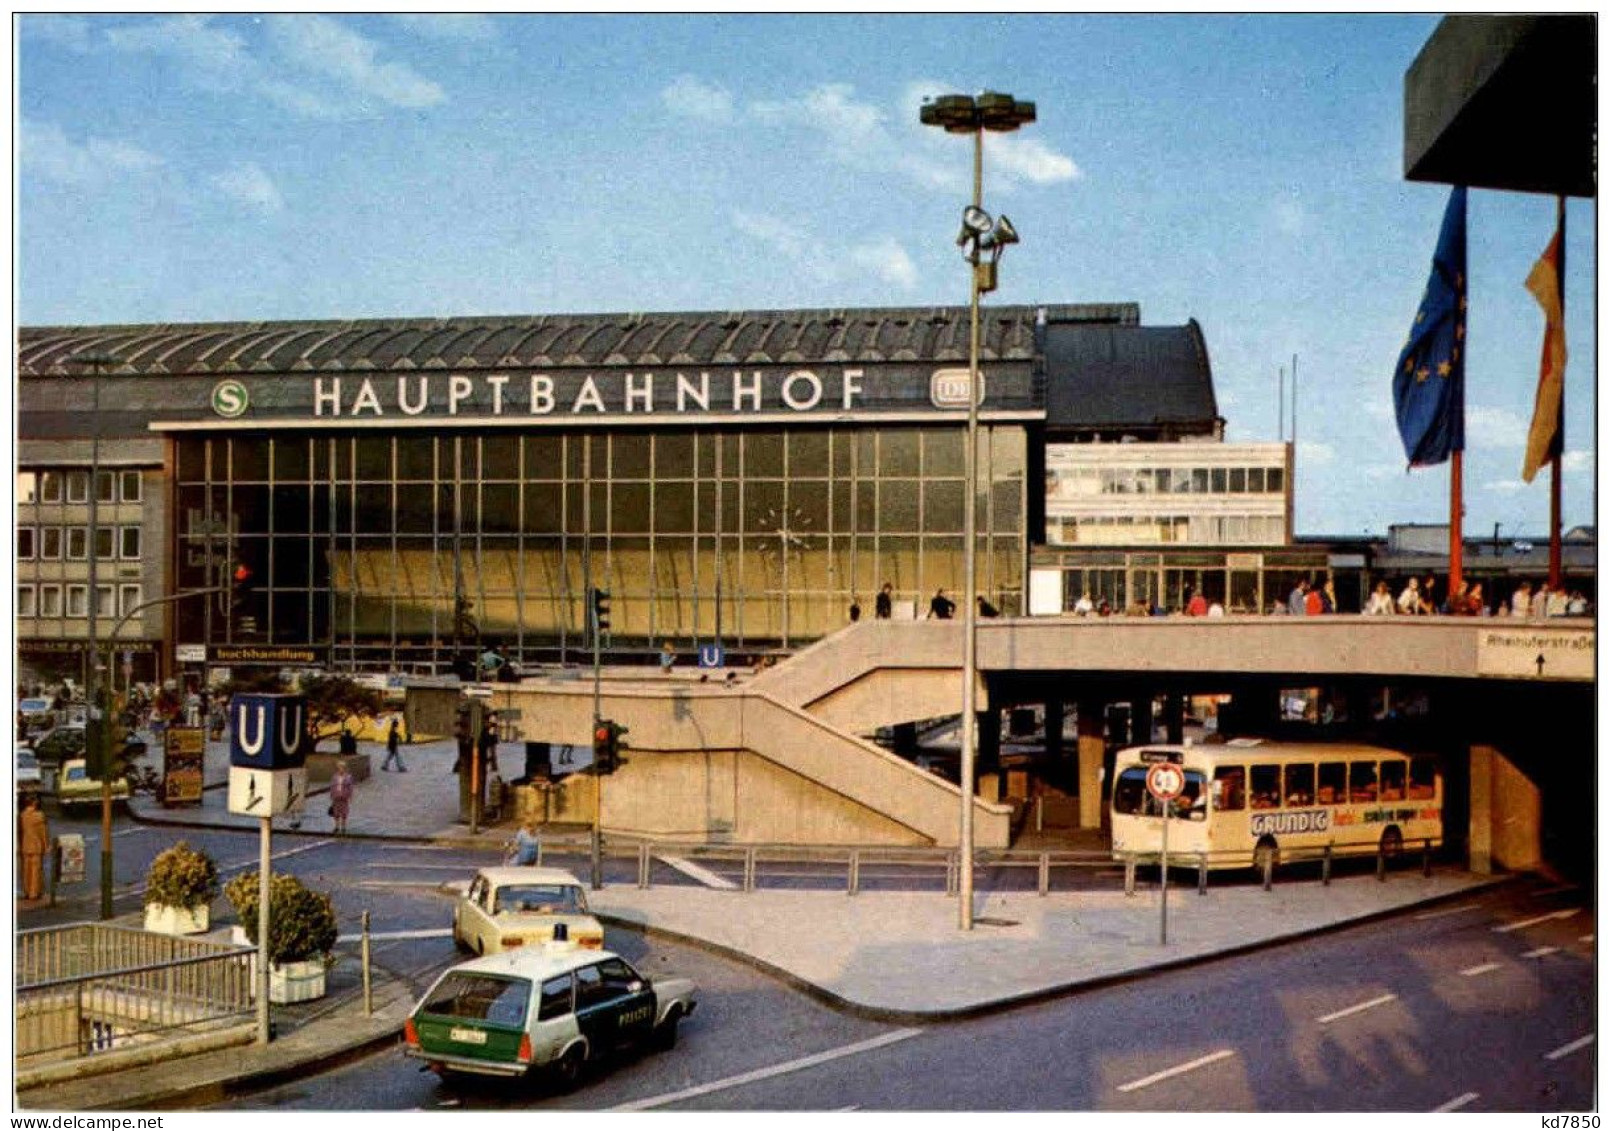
494 884 587 914
420 973 530 1027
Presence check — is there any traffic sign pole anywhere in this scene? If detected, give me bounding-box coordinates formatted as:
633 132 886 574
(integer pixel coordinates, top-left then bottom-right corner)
1160 801 1169 945
1144 761 1185 947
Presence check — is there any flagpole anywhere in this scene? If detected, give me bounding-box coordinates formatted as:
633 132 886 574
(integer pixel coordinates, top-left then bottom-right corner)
1549 194 1565 589
1449 451 1463 594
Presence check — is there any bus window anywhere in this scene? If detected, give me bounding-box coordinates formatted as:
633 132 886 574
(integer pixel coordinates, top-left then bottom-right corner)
1317 762 1345 805
1113 767 1150 816
1172 772 1208 821
1212 766 1245 812
1408 757 1438 800
1379 760 1406 801
1249 764 1280 809
1284 764 1315 807
1349 761 1378 803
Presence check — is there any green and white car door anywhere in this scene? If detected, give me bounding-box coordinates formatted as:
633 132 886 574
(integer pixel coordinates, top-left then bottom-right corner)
572 959 656 1055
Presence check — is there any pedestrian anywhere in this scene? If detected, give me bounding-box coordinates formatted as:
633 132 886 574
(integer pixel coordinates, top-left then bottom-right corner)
338 726 358 757
1287 579 1310 616
1531 583 1550 619
977 595 1000 618
848 596 862 622
660 641 676 672
1512 581 1533 617
509 818 542 866
1397 577 1422 615
1207 600 1225 617
1185 589 1208 617
1420 575 1438 615
328 761 354 834
1546 585 1568 618
927 588 956 619
1364 581 1395 615
1073 593 1094 616
382 715 407 772
875 582 893 620
19 793 49 901
1567 590 1588 616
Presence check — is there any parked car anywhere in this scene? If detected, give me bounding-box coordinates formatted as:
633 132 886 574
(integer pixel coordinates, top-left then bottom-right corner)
403 946 697 1084
452 867 605 955
22 724 147 767
56 758 130 810
16 750 42 790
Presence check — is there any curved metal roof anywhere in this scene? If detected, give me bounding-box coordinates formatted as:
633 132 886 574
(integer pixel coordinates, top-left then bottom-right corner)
1042 317 1219 434
18 303 1138 378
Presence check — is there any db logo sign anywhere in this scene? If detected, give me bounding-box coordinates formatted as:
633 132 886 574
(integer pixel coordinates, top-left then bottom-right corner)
930 368 984 409
211 379 249 418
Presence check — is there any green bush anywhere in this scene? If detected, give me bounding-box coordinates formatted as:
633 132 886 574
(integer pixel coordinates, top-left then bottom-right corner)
225 871 339 966
144 841 219 911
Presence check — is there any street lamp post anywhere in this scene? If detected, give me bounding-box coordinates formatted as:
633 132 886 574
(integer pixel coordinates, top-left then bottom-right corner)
920 91 1035 931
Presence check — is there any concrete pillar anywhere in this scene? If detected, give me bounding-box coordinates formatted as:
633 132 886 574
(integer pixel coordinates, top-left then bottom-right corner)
1468 743 1541 875
1131 695 1156 746
1163 693 1185 745
1076 699 1105 829
1044 697 1065 761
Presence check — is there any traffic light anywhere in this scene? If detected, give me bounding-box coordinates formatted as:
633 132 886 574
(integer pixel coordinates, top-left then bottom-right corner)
592 719 629 774
85 691 131 784
591 587 611 633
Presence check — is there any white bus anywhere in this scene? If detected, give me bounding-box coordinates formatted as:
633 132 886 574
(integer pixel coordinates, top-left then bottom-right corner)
1110 739 1443 872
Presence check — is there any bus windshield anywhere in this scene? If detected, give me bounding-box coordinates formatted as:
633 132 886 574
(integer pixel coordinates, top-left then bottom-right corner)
1112 767 1206 819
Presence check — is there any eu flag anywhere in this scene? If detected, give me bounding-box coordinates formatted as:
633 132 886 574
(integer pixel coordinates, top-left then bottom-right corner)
1392 187 1467 467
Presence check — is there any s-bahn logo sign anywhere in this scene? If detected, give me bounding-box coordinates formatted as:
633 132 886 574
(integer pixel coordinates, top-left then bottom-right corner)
211 379 250 417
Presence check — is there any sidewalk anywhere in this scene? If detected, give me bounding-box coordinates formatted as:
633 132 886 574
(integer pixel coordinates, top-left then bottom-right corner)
16 735 1506 1110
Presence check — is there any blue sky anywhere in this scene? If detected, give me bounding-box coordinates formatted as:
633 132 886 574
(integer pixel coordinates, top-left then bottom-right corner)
14 13 1596 539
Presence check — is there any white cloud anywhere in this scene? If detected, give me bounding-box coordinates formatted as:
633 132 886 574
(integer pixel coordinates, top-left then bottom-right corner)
1561 449 1591 473
1362 464 1404 481
24 15 95 52
390 15 498 41
1466 404 1527 449
1485 478 1526 494
20 119 164 186
992 135 1081 185
662 75 735 123
212 162 284 214
1296 439 1334 466
733 210 918 291
849 238 918 289
266 15 444 111
103 15 443 118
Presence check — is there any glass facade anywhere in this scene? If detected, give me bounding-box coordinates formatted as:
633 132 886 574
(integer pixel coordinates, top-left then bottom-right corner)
174 424 1028 671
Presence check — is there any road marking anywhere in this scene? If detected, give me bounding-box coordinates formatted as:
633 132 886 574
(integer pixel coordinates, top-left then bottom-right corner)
1460 962 1501 977
1494 908 1580 933
1545 1034 1594 1061
1414 903 1477 921
1521 946 1560 959
656 854 738 890
610 1028 922 1111
336 928 453 944
1432 1092 1478 1112
1116 1049 1236 1093
1316 993 1398 1025
367 863 485 872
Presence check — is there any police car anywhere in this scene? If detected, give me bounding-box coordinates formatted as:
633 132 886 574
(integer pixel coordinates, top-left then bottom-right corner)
403 944 697 1085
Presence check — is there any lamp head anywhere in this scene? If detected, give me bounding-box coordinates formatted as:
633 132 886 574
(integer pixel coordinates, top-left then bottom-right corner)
979 214 1019 252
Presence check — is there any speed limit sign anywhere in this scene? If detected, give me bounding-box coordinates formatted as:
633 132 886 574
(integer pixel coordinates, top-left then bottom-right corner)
1145 761 1185 802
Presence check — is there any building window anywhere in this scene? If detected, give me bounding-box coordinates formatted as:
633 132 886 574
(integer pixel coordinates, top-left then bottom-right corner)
96 585 116 617
17 527 35 560
1247 467 1265 493
17 472 37 504
1266 467 1284 493
18 585 37 617
120 527 141 559
66 527 88 560
97 471 116 504
39 585 62 617
120 470 142 502
66 584 88 617
40 472 62 504
120 584 142 616
40 528 62 560
67 471 89 503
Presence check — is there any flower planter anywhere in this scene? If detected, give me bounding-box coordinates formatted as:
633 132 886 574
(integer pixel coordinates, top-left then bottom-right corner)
144 902 210 936
270 959 327 1004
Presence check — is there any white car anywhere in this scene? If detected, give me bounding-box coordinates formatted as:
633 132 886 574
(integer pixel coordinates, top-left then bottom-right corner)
452 867 605 955
16 750 42 790
404 946 697 1084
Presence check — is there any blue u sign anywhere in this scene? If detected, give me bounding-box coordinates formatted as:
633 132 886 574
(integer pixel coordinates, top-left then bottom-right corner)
229 694 309 770
698 644 725 668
